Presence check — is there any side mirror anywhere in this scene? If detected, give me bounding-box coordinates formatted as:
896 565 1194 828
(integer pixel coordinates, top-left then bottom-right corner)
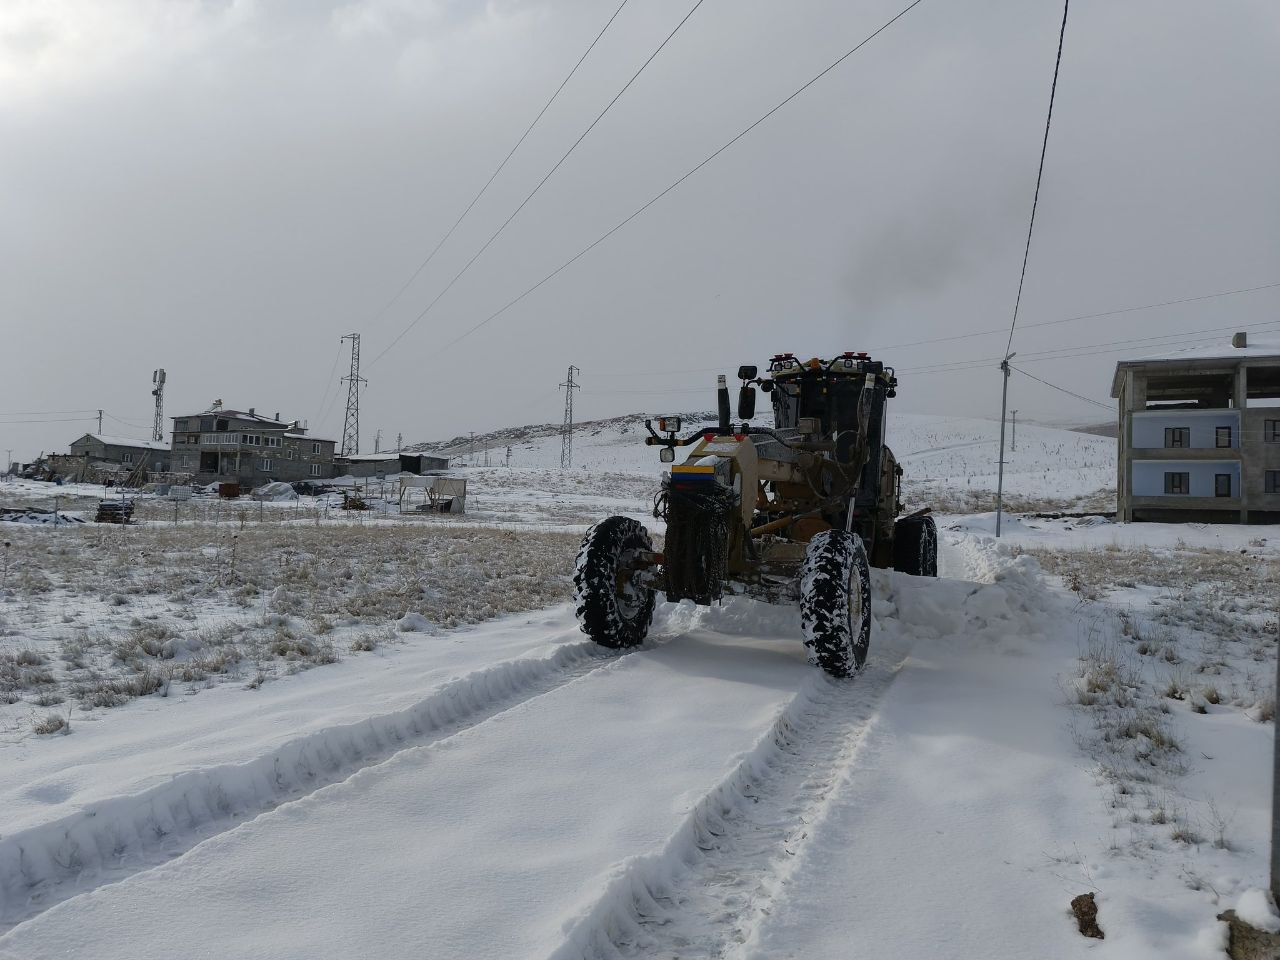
737 365 758 381
660 447 675 463
737 386 757 420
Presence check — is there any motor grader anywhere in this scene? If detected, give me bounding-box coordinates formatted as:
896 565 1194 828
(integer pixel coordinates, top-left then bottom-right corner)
574 352 937 678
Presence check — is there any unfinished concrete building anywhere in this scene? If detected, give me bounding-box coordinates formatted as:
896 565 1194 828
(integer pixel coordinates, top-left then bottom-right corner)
169 404 337 487
1112 334 1280 523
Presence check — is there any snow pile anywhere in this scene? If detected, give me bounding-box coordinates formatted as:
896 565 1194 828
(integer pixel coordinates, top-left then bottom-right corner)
395 612 433 633
251 481 297 502
1235 889 1280 933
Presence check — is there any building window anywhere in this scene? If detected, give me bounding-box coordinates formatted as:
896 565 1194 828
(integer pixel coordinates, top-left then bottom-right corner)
1267 421 1280 443
312 442 322 455
122 453 133 464
260 459 273 471
1164 427 1189 448
1266 471 1280 494
1164 472 1190 495
310 464 322 477
263 436 280 448
1215 426 1232 448
241 434 262 446
287 448 295 459
1214 474 1232 497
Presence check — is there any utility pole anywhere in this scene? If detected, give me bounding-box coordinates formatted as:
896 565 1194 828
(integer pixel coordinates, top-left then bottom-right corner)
505 445 511 468
374 429 382 454
340 333 365 456
560 364 580 469
97 409 103 434
151 369 166 443
396 432 402 453
470 432 476 466
1011 409 1018 453
995 355 1014 537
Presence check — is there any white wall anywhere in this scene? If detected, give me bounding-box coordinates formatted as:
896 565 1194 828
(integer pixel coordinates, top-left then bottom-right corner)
1131 460 1239 497
1131 410 1239 449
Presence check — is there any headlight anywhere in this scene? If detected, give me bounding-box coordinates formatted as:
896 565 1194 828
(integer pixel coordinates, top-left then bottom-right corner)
657 416 682 433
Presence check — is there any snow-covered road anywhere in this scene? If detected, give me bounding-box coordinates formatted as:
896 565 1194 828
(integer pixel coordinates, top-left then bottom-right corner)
0 535 1243 959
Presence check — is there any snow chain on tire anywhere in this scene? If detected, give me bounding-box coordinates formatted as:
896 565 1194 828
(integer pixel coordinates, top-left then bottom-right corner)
800 530 872 678
574 516 656 649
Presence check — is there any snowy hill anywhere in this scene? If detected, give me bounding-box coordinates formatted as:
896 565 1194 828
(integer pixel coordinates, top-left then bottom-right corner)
414 410 1116 512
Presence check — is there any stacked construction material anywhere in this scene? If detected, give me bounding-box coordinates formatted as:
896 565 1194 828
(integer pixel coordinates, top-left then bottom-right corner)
95 500 134 524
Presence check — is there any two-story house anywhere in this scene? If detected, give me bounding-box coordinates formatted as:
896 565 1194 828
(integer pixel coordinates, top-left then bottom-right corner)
1112 334 1280 523
169 405 337 487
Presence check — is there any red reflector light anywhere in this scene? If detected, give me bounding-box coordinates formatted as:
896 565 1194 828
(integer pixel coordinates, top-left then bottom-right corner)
857 352 869 357
704 433 715 441
734 434 745 441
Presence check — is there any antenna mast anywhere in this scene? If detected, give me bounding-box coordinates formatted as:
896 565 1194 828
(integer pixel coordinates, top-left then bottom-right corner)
340 334 365 456
151 369 166 443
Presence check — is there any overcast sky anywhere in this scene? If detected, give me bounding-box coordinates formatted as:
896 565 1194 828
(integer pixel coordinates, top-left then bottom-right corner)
2 0 1277 459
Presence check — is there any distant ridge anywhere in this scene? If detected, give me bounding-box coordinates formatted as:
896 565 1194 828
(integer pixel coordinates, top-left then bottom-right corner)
1071 421 1117 439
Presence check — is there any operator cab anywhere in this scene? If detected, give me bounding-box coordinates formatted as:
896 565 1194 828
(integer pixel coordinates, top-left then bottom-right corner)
764 353 895 440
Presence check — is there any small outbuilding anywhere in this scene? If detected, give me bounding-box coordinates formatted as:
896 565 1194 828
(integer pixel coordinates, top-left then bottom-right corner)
67 434 171 473
335 452 450 478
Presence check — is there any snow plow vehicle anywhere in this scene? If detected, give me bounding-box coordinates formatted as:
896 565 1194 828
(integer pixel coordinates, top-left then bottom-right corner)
574 352 937 678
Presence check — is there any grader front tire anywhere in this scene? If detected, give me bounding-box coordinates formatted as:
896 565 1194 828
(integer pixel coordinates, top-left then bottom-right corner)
573 516 656 649
800 530 872 678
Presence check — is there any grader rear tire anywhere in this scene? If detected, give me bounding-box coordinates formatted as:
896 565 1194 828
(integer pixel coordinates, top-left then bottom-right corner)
893 516 938 578
800 530 872 678
574 516 656 649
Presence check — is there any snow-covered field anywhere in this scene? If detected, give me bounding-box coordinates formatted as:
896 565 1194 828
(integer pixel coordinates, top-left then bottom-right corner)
1 414 1275 959
428 410 1116 515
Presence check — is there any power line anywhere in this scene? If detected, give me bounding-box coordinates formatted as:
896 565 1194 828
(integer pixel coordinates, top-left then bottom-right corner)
432 0 930 354
896 317 1280 376
312 341 345 427
364 0 629 332
1009 366 1111 410
866 279 1280 354
104 412 151 430
0 409 98 417
1004 0 1070 358
0 416 98 425
995 0 1068 540
371 0 707 365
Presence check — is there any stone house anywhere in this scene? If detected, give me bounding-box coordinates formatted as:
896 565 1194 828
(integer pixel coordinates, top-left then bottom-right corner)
169 406 337 486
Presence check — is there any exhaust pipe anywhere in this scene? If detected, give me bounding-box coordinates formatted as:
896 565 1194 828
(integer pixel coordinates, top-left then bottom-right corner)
717 375 731 434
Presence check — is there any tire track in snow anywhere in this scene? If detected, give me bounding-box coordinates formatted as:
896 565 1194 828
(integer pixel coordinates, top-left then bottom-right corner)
0 632 664 934
549 655 903 960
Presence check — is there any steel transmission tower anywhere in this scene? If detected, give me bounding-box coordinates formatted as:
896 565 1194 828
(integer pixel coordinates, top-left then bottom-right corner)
340 334 366 456
150 369 166 442
560 365 580 469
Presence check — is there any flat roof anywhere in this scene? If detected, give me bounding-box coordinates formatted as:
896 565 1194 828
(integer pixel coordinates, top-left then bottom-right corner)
1111 338 1280 396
